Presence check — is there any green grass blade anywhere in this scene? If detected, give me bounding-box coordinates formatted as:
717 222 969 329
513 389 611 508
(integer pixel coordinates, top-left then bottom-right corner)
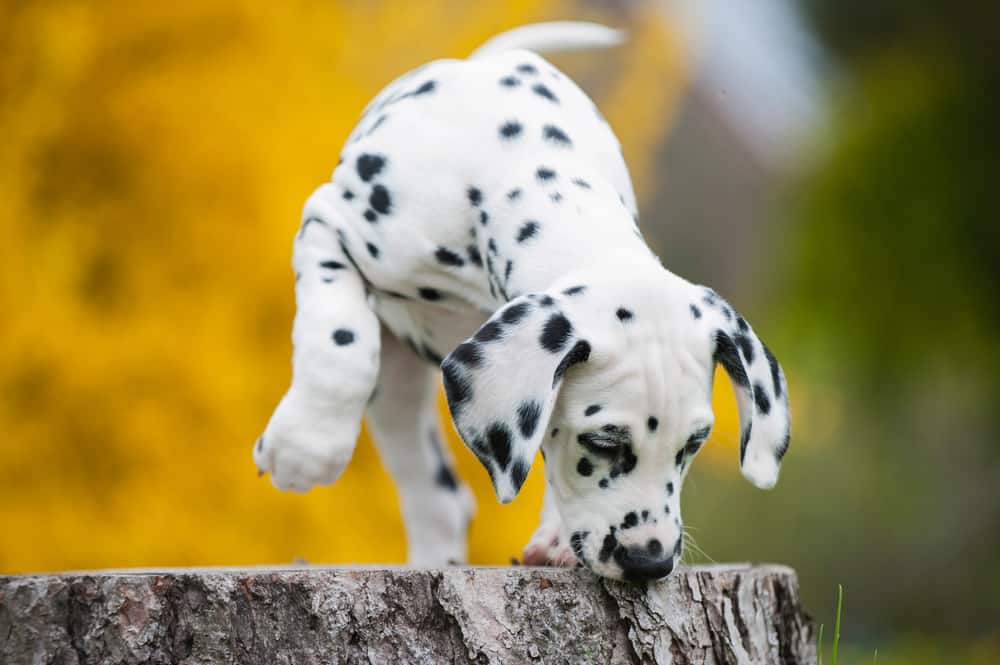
873 648 878 665
831 584 843 665
817 623 824 665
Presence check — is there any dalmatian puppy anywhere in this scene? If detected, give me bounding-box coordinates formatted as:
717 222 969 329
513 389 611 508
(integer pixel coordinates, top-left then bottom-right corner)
253 22 791 581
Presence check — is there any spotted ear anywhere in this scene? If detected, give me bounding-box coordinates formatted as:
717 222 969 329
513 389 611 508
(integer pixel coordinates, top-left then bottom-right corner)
442 294 591 502
699 290 790 489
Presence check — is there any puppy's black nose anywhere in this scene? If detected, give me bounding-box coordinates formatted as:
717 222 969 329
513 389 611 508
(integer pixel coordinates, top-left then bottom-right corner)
614 542 674 582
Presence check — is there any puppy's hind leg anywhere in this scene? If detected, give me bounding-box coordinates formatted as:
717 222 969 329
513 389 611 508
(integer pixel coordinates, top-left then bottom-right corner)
366 330 476 566
254 185 381 492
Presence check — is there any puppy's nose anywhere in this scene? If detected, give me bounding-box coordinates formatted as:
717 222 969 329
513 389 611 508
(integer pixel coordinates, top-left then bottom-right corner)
614 540 674 582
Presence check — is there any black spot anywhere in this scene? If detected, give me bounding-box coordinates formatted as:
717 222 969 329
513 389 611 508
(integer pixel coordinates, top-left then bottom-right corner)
510 458 530 493
501 302 531 325
553 340 590 386
721 305 733 320
442 361 472 414
480 210 489 226
369 185 392 214
418 287 442 301
753 382 772 415
342 189 354 200
540 313 572 352
499 76 520 87
516 63 538 74
366 114 388 135
543 125 572 146
319 260 346 270
504 260 513 283
684 426 712 457
570 531 588 559
516 220 539 243
571 178 591 189
739 423 753 464
734 333 755 364
451 342 483 368
413 80 436 95
467 245 483 267
436 465 458 491
486 422 513 471
675 449 685 468
690 304 701 319
517 400 542 438
488 238 498 255
617 445 638 476
435 247 465 267
666 481 674 495
616 308 633 322
599 478 609 489
623 512 638 528
539 295 555 307
664 504 671 515
468 186 483 207
536 167 556 182
647 539 663 557
563 285 586 296
585 404 602 416
475 321 504 343
363 209 378 223
356 153 386 182
714 330 749 387
550 192 563 203
532 83 558 103
737 316 749 333
674 539 683 558
641 510 649 521
366 242 380 258
499 121 523 139
507 188 522 201
598 532 617 563
777 428 791 461
332 329 355 346
577 457 594 477
647 416 658 432
551 428 559 438
763 343 783 399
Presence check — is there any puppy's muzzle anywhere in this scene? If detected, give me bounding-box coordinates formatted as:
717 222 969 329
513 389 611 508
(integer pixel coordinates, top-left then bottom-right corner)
613 540 675 582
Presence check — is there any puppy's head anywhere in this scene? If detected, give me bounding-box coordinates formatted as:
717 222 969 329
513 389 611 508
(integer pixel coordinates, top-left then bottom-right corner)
442 265 790 582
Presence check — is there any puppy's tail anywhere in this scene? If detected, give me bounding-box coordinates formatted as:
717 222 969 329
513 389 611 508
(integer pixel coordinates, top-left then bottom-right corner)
469 21 625 58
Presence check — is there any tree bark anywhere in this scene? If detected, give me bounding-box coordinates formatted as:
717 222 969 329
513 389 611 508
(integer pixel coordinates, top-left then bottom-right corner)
1 564 814 664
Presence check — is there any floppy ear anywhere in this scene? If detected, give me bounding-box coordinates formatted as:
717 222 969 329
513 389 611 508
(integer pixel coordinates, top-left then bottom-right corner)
441 294 591 502
699 289 790 489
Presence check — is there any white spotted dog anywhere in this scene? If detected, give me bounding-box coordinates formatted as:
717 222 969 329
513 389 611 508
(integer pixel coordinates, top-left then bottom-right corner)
253 22 791 581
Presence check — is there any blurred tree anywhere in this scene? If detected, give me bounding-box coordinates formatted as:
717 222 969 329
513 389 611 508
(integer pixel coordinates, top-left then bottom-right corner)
764 0 1000 638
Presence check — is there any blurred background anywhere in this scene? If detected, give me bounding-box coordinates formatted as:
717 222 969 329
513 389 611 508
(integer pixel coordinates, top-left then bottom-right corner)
2 0 997 662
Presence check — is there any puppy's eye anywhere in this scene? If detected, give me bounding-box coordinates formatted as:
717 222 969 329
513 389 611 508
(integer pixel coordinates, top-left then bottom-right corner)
577 424 631 457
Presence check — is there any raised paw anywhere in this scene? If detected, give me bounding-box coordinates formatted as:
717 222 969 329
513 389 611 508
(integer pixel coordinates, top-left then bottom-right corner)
253 389 361 493
521 521 581 567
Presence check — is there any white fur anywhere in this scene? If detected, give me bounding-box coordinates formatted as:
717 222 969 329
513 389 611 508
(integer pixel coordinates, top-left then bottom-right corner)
254 22 790 580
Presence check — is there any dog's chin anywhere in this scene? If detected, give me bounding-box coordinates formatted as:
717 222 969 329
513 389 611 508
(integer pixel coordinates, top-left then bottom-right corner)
579 559 625 581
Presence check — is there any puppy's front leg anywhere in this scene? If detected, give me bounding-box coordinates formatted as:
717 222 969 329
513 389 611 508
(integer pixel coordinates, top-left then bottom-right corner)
254 185 380 492
522 479 580 567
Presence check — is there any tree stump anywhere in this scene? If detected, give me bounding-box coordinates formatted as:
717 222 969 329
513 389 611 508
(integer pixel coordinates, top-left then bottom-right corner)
0 563 814 664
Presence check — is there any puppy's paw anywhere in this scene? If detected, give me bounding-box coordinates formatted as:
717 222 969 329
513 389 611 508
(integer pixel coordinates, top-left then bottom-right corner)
253 391 360 493
522 521 580 567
